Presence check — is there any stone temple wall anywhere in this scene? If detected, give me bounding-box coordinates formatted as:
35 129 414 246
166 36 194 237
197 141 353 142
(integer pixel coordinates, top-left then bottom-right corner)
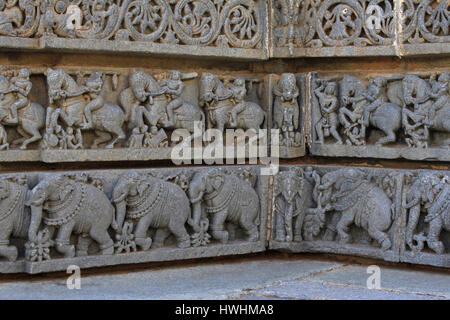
0 0 447 273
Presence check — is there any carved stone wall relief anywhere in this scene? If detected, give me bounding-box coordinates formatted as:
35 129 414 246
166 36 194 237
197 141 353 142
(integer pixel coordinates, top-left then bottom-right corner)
309 71 450 161
270 165 449 268
270 73 306 158
0 67 271 162
271 0 450 58
0 166 268 274
0 0 268 59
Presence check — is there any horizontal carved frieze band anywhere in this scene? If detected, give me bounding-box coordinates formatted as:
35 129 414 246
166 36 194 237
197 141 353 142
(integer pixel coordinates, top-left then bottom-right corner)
0 0 266 49
0 66 271 162
309 71 450 161
270 165 450 268
272 0 450 57
0 166 268 273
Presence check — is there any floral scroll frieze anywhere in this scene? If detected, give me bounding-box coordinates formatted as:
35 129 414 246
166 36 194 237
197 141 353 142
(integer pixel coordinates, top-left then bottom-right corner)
0 0 265 49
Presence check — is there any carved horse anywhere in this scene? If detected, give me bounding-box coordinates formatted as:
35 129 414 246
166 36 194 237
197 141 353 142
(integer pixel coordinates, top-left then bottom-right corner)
0 75 45 149
45 68 125 148
199 73 265 133
402 74 450 146
340 75 402 145
119 70 204 133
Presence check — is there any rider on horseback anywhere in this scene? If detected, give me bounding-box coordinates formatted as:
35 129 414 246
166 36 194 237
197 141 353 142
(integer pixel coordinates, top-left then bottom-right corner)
228 78 247 127
7 68 32 124
426 72 449 125
81 72 104 130
161 70 184 127
360 77 388 128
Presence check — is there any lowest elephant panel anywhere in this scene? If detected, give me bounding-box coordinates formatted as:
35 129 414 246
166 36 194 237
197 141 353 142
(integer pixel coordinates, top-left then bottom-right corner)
0 166 269 274
269 165 450 268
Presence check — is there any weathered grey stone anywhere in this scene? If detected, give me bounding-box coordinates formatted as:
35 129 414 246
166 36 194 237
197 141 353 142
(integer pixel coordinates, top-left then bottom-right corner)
0 166 268 274
0 67 271 162
308 72 450 161
270 73 306 158
270 165 450 268
270 0 450 58
0 1 268 60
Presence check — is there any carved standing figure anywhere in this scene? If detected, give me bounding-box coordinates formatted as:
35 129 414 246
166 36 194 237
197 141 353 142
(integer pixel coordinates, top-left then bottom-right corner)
112 172 191 250
188 170 260 244
199 73 265 134
27 174 116 258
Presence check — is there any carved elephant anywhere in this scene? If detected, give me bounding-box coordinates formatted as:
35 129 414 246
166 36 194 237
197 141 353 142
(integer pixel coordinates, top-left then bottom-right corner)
273 169 313 242
188 170 260 244
112 172 191 250
0 176 30 261
405 173 449 254
27 175 116 258
318 168 393 250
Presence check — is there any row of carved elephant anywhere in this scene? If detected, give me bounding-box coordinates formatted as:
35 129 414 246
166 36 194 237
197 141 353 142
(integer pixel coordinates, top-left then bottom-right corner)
0 168 261 262
273 167 449 257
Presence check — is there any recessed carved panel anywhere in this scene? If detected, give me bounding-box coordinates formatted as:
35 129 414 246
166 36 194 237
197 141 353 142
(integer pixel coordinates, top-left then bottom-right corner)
309 71 450 161
0 66 270 162
0 166 268 273
270 165 450 268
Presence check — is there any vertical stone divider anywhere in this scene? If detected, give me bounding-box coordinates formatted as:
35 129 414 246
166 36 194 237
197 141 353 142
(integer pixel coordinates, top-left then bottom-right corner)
391 172 405 262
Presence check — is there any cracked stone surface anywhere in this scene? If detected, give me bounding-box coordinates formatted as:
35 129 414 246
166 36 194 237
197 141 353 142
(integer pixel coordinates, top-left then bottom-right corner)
0 254 448 300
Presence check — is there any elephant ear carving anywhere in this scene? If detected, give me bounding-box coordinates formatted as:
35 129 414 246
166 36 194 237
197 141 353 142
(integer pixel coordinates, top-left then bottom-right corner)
211 175 224 190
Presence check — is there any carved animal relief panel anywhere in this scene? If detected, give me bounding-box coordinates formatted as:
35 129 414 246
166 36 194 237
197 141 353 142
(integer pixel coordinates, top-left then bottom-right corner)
0 166 268 274
0 0 267 59
0 67 269 162
270 165 450 268
309 71 450 161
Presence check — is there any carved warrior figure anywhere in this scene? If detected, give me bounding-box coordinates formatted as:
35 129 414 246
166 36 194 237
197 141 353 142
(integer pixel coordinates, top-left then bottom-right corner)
112 172 192 250
200 73 265 134
119 70 204 147
273 73 302 147
0 175 29 261
188 169 260 244
405 172 449 255
313 78 342 144
44 68 126 149
27 174 117 259
0 69 45 149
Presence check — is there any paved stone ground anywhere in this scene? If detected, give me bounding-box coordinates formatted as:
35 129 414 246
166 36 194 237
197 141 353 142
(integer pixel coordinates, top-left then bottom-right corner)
0 253 448 300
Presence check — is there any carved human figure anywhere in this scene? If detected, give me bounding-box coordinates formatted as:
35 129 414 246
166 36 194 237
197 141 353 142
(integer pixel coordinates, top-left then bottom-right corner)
27 174 117 258
120 70 203 134
0 1 22 36
313 79 342 144
112 172 191 250
273 73 301 147
0 71 45 149
317 168 393 250
81 71 105 130
200 73 265 134
0 175 29 261
45 68 125 149
427 72 449 123
188 170 260 244
361 77 389 129
405 173 449 255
